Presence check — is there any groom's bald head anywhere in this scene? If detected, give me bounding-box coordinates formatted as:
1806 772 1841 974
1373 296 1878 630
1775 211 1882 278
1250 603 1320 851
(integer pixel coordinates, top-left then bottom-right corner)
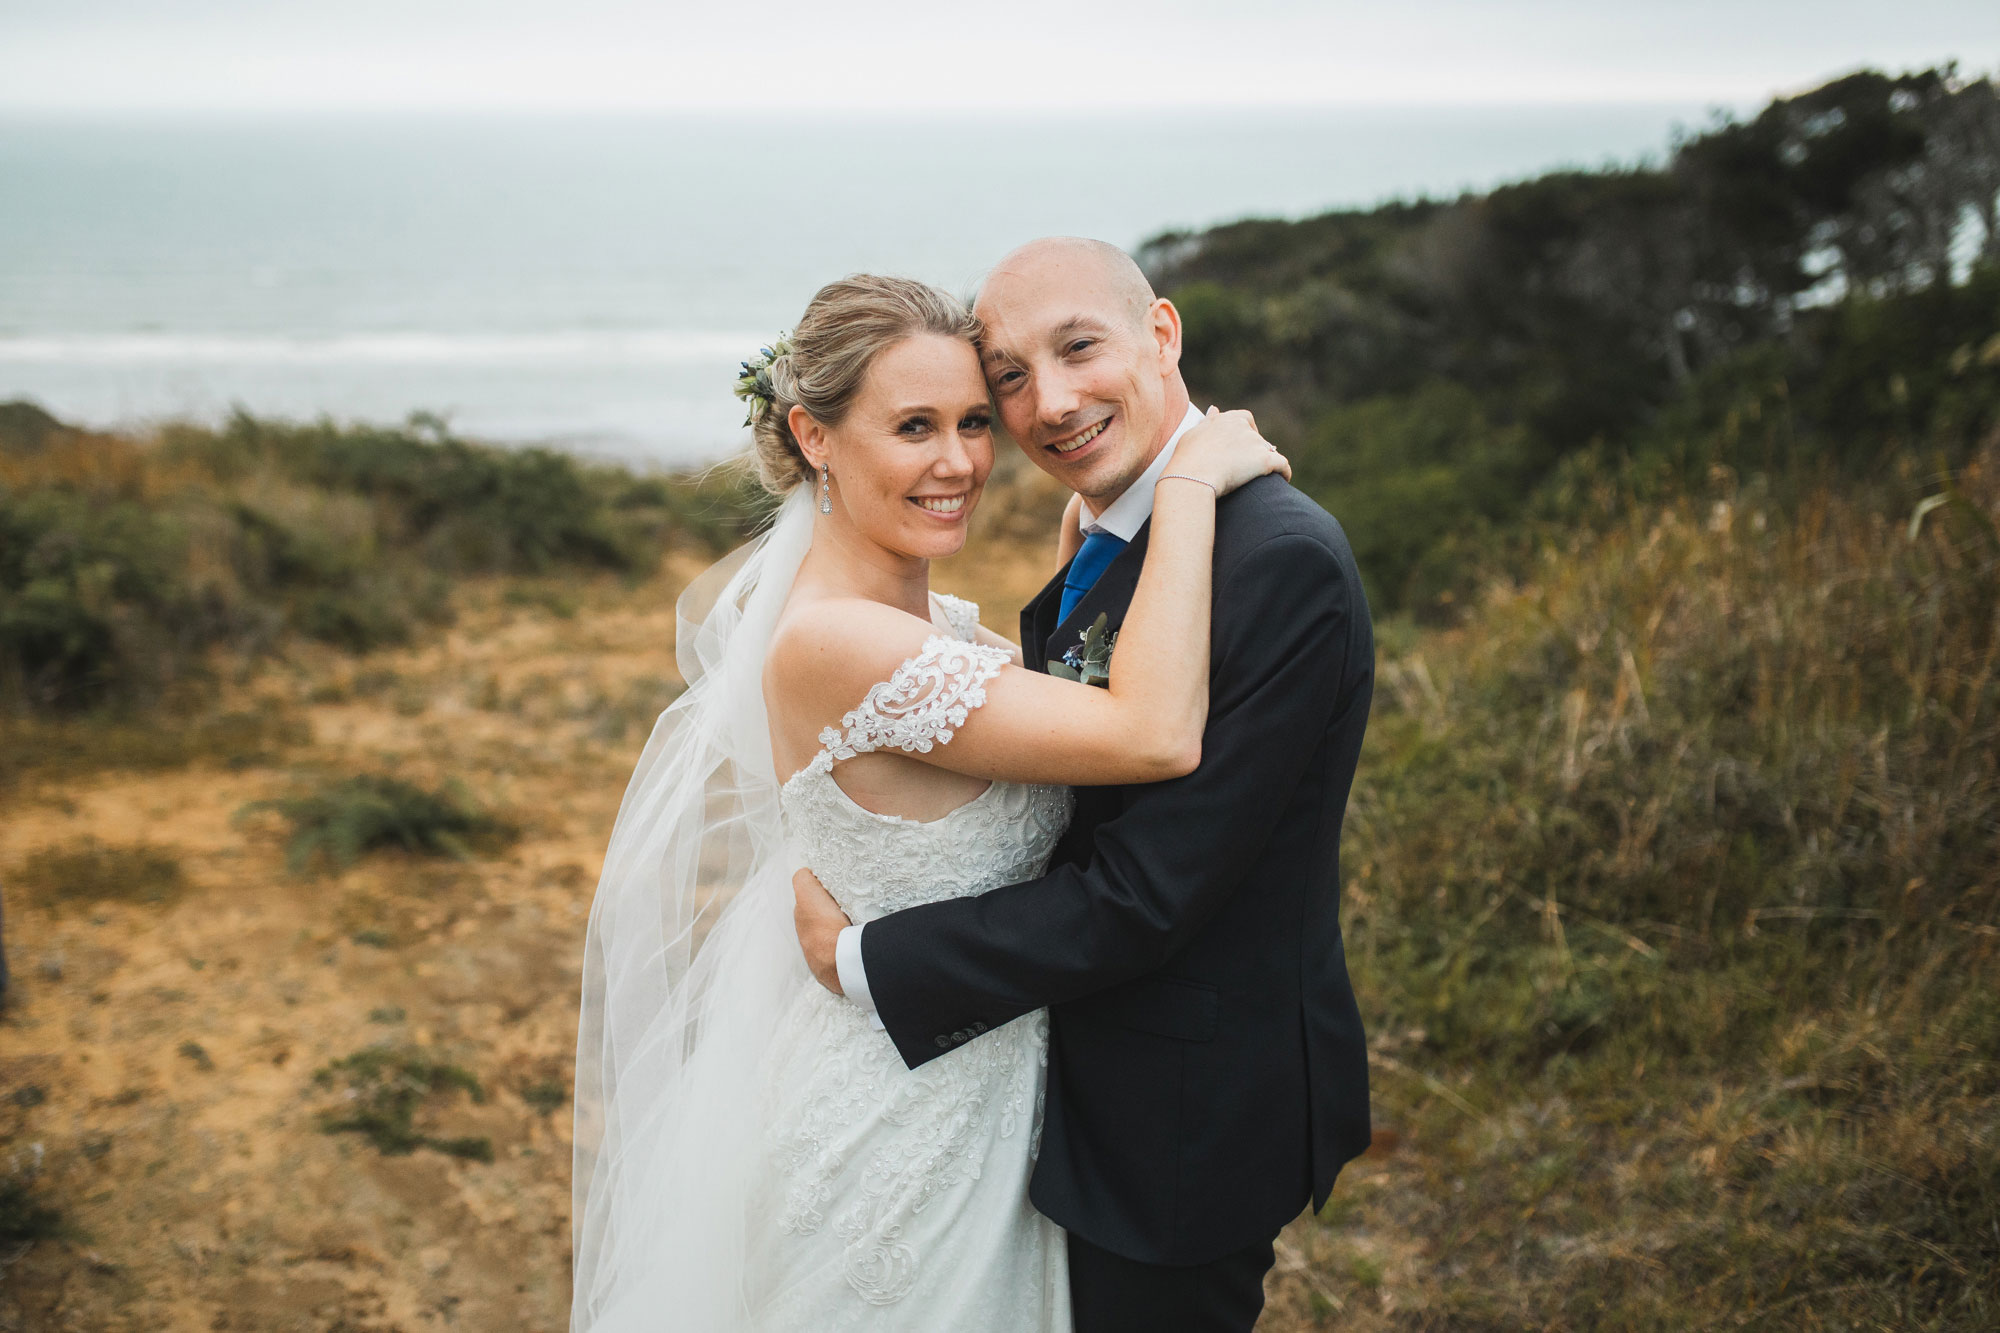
972 236 1190 505
979 236 1157 329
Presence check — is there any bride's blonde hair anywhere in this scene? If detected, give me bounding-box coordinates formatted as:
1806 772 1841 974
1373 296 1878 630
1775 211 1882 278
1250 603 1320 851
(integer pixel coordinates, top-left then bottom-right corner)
747 275 982 496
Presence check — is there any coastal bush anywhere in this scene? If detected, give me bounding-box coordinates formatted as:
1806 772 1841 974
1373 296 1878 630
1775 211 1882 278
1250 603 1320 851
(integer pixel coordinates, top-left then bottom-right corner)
1145 67 2000 615
165 411 657 575
236 772 518 875
0 403 752 722
0 489 208 710
311 1044 493 1161
0 400 66 455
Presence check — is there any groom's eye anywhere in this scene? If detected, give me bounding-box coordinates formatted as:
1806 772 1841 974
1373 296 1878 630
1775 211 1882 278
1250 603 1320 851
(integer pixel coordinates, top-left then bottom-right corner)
1066 339 1095 355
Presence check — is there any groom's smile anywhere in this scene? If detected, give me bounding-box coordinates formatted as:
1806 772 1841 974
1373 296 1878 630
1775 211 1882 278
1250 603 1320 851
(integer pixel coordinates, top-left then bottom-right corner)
1046 413 1115 459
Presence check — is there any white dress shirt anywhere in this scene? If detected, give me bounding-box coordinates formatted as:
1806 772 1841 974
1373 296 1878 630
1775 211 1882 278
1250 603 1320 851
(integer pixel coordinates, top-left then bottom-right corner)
832 402 1208 1022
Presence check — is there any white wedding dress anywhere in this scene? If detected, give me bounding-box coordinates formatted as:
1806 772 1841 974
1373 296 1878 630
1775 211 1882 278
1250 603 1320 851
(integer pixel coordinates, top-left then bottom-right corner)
741 592 1075 1331
571 482 1076 1332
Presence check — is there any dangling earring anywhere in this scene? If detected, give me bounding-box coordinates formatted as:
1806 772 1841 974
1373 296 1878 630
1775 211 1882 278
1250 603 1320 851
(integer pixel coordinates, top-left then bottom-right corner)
818 464 833 515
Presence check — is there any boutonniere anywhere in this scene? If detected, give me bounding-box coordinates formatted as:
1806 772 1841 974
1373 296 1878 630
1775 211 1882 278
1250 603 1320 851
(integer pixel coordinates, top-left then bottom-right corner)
1047 612 1117 687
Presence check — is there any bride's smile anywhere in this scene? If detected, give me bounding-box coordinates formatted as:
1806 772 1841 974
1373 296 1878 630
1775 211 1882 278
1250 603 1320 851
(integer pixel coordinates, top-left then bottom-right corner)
911 491 969 518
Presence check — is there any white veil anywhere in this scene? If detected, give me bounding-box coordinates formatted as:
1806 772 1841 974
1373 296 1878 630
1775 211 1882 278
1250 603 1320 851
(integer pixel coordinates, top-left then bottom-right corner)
570 484 816 1331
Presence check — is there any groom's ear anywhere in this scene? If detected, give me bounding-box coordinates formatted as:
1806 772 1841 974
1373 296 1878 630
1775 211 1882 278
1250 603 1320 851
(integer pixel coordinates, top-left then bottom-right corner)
1149 297 1183 375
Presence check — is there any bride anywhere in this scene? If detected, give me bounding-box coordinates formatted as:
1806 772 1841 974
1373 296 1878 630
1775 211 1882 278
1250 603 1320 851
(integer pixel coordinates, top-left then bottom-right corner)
570 274 1286 1331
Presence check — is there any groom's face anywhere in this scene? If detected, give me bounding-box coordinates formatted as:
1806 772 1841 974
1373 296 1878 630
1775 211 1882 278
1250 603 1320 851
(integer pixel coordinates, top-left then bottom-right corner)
974 248 1181 506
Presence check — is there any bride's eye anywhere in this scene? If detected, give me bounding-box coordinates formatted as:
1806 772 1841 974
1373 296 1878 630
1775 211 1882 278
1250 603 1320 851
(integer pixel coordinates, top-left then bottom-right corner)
897 415 933 437
961 412 992 433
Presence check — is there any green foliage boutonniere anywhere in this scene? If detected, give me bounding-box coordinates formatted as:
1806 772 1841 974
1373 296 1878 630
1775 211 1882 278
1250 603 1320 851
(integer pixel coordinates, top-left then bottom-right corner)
1047 612 1116 688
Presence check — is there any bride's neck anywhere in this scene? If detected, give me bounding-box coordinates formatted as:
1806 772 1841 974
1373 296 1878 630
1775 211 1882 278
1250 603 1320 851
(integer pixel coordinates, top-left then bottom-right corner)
798 516 930 618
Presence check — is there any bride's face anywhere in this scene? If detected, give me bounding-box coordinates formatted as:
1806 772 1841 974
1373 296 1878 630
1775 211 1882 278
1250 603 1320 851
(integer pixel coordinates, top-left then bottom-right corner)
802 334 995 562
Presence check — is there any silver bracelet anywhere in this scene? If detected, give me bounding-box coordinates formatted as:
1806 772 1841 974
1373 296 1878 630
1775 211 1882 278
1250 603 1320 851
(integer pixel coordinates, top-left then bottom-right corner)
1156 473 1218 496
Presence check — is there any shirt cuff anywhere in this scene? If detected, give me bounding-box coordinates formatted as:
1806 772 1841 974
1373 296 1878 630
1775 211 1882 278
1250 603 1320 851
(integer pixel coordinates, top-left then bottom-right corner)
835 923 884 1031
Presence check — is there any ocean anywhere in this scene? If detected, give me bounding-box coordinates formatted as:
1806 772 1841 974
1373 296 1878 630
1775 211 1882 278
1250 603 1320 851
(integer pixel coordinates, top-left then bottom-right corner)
0 106 1712 469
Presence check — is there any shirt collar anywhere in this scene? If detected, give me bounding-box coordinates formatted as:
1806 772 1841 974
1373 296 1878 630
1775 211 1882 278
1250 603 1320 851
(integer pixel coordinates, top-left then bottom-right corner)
1078 402 1207 543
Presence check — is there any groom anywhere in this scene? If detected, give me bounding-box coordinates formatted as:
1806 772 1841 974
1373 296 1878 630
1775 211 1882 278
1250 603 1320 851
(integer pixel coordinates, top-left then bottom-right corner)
794 236 1374 1332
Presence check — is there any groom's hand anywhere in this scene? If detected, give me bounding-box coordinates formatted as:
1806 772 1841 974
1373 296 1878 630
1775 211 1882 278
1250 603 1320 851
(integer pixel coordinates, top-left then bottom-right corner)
792 867 850 995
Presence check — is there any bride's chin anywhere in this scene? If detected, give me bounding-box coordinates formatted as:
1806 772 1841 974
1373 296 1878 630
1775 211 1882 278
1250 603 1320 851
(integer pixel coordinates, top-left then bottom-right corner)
897 533 969 561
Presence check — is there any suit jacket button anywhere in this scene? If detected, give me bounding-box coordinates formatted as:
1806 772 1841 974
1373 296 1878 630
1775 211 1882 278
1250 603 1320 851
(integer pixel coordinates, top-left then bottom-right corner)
934 1035 951 1048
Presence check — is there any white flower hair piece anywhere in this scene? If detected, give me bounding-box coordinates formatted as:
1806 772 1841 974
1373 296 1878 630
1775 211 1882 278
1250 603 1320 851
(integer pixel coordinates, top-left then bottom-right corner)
733 331 796 427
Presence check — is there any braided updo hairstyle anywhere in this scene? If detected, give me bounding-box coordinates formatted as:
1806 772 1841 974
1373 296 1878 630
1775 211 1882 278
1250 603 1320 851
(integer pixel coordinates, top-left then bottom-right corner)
746 275 982 496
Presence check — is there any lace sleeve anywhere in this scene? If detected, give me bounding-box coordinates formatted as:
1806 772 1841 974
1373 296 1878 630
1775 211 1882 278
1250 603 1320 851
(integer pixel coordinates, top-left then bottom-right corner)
931 590 982 642
818 636 1012 762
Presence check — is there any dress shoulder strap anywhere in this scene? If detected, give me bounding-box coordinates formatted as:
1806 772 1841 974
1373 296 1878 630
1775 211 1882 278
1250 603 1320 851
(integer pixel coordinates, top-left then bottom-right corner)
815 635 1012 767
930 590 982 643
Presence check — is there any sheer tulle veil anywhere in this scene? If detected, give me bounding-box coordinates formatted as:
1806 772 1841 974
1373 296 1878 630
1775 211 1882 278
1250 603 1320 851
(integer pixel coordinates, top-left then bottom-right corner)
570 484 816 1330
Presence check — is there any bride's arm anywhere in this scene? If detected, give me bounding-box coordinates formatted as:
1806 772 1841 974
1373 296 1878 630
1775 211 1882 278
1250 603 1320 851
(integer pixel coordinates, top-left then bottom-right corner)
768 411 1287 788
1056 492 1086 568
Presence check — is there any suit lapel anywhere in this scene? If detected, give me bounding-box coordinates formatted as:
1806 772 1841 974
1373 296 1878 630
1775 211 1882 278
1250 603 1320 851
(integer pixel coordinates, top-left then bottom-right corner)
1021 560 1070 674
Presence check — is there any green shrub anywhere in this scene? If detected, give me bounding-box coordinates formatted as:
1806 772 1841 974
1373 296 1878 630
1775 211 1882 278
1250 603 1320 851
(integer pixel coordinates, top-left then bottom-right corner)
172 412 651 576
0 701 309 789
0 400 66 455
1293 381 1537 611
0 489 205 710
236 773 517 875
0 1175 62 1244
14 838 185 913
311 1044 493 1161
520 1078 566 1117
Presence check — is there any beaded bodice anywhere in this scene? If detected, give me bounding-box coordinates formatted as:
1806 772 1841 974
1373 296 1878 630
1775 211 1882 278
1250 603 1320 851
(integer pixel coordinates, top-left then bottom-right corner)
777 592 1073 924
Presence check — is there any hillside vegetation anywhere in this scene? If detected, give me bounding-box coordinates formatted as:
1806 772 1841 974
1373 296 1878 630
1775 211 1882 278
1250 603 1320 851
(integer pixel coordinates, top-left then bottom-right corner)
1145 65 2000 613
1262 443 1999 1329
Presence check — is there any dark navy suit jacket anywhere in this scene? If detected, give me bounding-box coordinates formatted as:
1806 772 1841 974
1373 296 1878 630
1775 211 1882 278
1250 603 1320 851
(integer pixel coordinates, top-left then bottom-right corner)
861 473 1374 1265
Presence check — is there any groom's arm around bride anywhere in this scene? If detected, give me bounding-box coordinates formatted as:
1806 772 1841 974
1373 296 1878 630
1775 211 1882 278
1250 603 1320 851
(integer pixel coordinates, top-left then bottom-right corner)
867 479 1373 1220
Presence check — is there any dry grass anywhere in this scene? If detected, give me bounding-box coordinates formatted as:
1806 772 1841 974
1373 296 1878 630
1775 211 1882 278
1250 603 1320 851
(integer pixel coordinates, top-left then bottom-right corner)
1261 445 2000 1329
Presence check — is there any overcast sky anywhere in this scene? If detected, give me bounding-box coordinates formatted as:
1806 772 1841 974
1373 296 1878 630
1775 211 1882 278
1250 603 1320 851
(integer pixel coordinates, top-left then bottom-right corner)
1 0 1994 113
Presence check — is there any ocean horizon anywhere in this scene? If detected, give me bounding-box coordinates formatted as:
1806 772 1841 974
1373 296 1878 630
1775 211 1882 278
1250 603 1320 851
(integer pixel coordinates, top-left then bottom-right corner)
0 105 1722 468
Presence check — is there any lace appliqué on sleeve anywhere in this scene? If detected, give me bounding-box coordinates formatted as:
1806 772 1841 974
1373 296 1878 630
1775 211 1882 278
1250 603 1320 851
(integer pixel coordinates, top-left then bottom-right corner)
817 636 1011 764
931 591 982 643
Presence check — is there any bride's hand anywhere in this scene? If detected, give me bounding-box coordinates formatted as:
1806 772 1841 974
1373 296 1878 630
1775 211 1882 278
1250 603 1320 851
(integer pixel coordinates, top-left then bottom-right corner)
1164 407 1290 497
1056 492 1087 566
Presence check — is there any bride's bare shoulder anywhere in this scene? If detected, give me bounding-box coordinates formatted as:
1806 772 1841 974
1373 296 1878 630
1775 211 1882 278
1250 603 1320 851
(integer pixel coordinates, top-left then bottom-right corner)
765 595 941 708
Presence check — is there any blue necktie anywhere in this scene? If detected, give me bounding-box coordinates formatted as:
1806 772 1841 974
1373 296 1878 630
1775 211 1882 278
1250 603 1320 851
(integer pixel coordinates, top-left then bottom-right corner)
1060 529 1129 623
